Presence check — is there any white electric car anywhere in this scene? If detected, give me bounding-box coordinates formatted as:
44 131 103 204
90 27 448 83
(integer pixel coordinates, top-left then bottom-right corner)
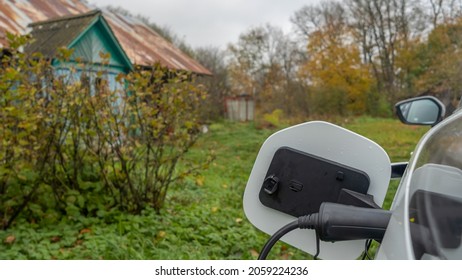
244 96 462 260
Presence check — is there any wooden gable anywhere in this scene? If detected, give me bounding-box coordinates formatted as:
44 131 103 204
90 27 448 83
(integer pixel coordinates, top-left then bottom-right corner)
26 10 133 73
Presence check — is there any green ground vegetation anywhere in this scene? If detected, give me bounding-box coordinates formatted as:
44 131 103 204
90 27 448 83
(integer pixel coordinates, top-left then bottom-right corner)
0 117 428 259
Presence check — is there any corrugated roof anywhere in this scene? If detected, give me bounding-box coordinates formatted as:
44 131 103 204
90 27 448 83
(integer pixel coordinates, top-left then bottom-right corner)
0 0 91 45
0 0 211 75
25 10 99 58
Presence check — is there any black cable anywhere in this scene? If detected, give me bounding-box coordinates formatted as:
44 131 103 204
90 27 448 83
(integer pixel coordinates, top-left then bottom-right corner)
362 239 372 260
313 230 320 260
258 220 299 260
258 214 318 260
258 203 390 260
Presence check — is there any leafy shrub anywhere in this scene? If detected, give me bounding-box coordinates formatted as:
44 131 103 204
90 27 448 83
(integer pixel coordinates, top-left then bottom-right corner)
261 109 284 128
0 34 210 229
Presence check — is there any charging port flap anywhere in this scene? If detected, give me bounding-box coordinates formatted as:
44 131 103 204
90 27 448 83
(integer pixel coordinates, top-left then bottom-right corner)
259 147 371 217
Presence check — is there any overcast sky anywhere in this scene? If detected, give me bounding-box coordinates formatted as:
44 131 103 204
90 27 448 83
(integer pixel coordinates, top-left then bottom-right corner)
88 0 321 49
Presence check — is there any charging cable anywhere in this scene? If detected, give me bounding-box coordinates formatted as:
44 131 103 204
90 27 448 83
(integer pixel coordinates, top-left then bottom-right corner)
258 202 392 260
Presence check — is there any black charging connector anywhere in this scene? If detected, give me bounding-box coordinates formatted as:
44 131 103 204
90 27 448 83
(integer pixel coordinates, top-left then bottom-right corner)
315 203 392 242
258 202 392 260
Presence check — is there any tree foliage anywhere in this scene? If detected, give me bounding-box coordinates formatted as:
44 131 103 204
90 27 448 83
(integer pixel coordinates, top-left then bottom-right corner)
411 18 462 108
297 1 373 115
227 24 307 118
194 46 231 120
289 0 462 116
98 2 462 120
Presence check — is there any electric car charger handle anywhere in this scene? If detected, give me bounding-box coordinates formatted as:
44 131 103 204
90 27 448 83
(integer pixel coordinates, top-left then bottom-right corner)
258 202 392 260
316 202 392 242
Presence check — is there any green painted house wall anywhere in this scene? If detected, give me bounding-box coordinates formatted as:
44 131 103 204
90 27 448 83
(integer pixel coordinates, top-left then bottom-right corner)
50 12 132 76
33 11 134 94
70 22 128 72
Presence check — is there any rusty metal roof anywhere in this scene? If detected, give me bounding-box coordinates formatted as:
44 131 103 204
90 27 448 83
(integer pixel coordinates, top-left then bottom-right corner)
103 8 211 75
0 0 211 75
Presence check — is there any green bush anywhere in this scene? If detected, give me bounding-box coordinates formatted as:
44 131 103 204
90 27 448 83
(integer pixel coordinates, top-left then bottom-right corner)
261 109 284 128
0 34 210 229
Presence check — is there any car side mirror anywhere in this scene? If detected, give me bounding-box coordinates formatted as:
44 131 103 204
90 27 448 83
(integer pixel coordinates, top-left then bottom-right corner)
395 96 445 126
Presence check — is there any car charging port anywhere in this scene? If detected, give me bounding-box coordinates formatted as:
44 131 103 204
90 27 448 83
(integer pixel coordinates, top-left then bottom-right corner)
259 147 372 217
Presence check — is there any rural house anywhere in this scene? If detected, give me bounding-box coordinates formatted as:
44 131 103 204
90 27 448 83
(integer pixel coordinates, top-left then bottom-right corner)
0 0 211 76
25 10 133 92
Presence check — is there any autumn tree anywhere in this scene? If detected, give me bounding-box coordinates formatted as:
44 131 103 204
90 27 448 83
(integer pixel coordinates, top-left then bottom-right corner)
425 0 462 27
293 0 455 111
346 0 428 102
409 18 462 110
296 1 374 115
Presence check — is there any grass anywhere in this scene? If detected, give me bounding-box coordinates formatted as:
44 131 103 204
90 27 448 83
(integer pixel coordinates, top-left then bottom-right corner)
0 117 428 259
341 117 429 210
